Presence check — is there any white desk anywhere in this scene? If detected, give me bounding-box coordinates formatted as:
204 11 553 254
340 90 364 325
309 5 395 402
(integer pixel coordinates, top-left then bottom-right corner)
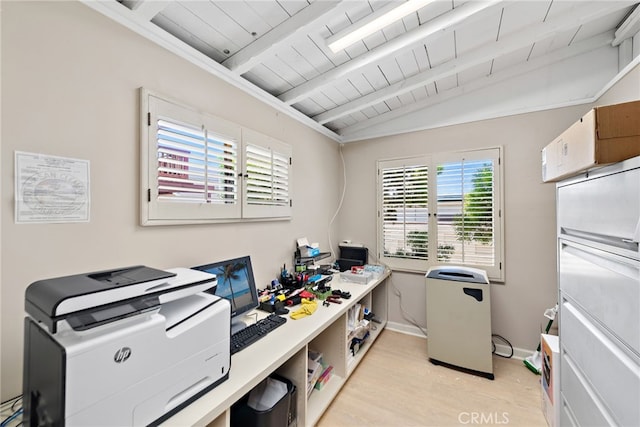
162 270 390 427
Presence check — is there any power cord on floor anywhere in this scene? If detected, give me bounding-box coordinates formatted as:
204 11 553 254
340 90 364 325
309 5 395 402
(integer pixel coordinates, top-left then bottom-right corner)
0 409 22 427
491 334 514 358
1 395 23 427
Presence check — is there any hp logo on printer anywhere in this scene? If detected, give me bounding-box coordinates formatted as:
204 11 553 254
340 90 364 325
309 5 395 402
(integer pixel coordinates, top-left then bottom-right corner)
114 347 132 363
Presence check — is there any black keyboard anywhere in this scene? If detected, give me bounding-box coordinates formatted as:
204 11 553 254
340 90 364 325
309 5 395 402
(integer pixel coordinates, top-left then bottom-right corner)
231 313 287 354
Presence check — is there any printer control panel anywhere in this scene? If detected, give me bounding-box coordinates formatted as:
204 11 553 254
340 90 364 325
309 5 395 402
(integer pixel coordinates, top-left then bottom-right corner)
66 296 159 331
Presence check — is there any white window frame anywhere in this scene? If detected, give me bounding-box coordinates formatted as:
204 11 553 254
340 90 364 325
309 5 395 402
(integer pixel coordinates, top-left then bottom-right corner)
377 147 504 282
140 89 292 225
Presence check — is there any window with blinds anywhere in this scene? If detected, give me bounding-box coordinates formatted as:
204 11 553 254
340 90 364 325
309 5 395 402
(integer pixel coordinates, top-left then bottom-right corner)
380 160 429 269
141 89 292 225
435 156 497 271
243 129 292 219
245 144 289 206
156 120 238 205
377 148 503 281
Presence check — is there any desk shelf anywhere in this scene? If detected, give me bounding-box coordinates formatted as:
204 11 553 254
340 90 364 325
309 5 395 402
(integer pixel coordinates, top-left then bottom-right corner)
345 281 388 376
164 270 390 427
294 251 332 272
205 411 228 427
306 375 345 426
347 326 380 374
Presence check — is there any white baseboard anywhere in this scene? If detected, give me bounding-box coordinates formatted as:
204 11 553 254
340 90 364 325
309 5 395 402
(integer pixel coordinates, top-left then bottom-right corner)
384 322 533 361
494 344 533 361
385 321 426 338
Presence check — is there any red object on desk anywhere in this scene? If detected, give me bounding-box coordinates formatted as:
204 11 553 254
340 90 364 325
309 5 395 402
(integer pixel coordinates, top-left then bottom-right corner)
299 290 315 299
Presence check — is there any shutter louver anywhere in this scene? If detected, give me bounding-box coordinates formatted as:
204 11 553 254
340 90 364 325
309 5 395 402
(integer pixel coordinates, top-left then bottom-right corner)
205 130 238 205
381 165 429 261
156 119 238 205
246 144 290 207
436 159 495 266
157 119 207 202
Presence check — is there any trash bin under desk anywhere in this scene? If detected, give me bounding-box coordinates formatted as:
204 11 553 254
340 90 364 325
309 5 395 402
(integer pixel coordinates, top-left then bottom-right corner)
231 375 297 427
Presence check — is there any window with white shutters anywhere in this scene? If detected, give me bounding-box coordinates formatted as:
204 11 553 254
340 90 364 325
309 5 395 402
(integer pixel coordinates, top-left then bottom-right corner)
243 129 292 219
379 157 430 272
155 120 238 206
141 89 292 225
434 149 501 279
377 148 503 281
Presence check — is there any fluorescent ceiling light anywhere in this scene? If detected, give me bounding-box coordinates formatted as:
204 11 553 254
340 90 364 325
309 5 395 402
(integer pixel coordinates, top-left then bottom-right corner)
327 0 435 53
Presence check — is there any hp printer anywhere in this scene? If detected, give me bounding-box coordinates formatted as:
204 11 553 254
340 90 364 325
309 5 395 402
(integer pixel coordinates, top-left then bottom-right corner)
23 265 230 426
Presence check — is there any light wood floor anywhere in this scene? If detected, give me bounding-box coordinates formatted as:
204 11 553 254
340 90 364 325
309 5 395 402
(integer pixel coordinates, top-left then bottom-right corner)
317 329 547 427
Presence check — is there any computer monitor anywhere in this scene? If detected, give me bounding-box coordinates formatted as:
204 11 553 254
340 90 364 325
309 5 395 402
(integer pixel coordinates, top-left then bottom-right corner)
192 255 259 332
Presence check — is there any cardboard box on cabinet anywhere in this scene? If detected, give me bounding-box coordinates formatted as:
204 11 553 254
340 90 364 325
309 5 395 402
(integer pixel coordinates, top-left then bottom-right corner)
542 100 640 182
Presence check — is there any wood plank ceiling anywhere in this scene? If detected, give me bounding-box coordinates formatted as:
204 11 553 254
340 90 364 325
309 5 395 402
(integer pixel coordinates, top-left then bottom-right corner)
92 0 639 142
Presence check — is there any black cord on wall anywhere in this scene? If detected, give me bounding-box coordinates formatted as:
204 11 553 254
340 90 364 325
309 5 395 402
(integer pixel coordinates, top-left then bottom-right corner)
492 334 514 358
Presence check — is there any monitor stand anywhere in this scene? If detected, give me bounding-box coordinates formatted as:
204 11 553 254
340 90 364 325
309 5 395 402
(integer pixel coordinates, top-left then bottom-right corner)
230 315 249 334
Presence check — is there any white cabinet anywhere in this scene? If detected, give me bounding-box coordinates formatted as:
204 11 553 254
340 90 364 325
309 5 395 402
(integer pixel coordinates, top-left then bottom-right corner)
556 156 640 426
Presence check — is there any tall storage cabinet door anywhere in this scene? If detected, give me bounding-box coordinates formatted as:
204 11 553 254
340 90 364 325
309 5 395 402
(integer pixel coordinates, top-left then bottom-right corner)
557 166 639 258
560 240 640 355
560 301 640 427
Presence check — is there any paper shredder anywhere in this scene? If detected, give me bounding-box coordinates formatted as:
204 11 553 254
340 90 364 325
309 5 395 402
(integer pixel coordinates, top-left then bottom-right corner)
425 266 494 379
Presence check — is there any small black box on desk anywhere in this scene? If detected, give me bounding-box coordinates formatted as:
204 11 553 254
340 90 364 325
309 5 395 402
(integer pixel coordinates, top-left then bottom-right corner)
338 245 368 272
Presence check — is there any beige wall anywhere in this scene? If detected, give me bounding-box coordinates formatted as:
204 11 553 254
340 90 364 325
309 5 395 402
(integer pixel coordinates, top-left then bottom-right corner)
337 63 640 352
0 1 341 400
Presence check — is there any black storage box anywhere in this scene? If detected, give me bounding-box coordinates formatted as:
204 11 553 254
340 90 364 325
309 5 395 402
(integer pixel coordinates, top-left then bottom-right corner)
231 375 297 427
337 245 368 272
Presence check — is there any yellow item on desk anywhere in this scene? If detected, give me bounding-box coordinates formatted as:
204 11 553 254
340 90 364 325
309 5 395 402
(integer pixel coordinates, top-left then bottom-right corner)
290 298 318 320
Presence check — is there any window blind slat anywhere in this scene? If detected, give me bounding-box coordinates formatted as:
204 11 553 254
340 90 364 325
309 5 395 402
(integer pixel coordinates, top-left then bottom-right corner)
381 164 429 261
